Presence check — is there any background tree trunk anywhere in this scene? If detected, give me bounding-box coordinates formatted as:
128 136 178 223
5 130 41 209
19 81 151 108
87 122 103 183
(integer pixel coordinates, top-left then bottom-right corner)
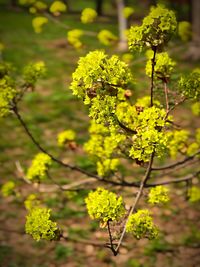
185 0 200 60
116 0 128 51
96 0 103 16
62 0 71 12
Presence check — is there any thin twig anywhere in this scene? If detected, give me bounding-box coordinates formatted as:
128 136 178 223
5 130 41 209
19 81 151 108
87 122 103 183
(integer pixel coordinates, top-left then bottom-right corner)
60 234 117 248
0 227 25 234
13 105 157 188
164 82 169 112
15 161 31 184
147 170 200 186
0 227 115 248
39 177 97 192
152 150 200 171
107 220 117 255
12 105 120 185
150 46 157 107
113 152 155 255
44 12 97 36
165 96 187 118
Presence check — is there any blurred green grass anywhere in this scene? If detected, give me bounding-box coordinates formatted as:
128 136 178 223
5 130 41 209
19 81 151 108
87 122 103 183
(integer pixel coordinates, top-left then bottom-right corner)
0 5 120 179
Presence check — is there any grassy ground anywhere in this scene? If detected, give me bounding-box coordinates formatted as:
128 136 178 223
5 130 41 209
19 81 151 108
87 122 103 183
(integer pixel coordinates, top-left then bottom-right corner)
0 2 200 267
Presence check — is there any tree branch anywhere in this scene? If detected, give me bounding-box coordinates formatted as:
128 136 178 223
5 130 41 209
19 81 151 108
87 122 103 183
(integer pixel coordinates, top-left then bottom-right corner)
164 82 169 112
13 105 146 188
113 152 155 255
152 150 200 171
150 46 157 107
107 220 117 255
146 170 200 186
60 233 118 248
12 106 117 184
44 12 96 36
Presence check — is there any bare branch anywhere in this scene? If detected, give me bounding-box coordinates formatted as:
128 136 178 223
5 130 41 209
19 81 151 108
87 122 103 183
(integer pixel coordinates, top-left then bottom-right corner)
150 46 157 107
114 152 155 255
164 82 169 112
44 12 96 36
152 150 200 171
147 170 200 187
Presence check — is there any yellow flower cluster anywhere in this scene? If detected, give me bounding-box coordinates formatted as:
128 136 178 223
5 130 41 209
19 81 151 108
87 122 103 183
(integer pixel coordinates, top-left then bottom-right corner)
84 120 125 176
57 129 76 147
1 181 16 197
191 102 200 116
30 1 47 14
0 75 17 117
49 1 67 15
126 209 158 240
188 186 200 203
167 130 189 159
97 30 118 46
85 187 126 223
121 53 134 64
186 128 200 156
23 61 46 86
81 8 97 24
27 153 52 182
24 194 41 210
128 5 177 51
178 21 192 42
148 186 170 204
123 6 134 19
146 51 176 80
25 207 60 241
32 16 48 33
67 29 84 49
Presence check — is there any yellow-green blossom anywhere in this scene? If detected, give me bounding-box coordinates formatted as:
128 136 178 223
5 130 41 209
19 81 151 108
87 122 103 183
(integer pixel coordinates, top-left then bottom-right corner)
70 50 133 105
97 158 119 177
188 186 200 202
32 16 48 33
67 29 84 49
1 181 16 197
84 120 125 176
81 8 97 24
49 1 67 15
128 5 177 51
25 207 60 241
29 6 37 13
123 6 134 19
146 52 176 80
23 61 46 86
191 102 200 116
57 129 76 147
121 53 134 64
24 194 41 210
196 128 200 144
117 104 168 162
34 1 47 11
126 209 158 239
0 42 5 51
178 21 192 42
148 186 170 204
27 153 52 182
0 75 17 117
85 187 126 223
179 69 200 100
97 30 118 46
167 130 189 159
